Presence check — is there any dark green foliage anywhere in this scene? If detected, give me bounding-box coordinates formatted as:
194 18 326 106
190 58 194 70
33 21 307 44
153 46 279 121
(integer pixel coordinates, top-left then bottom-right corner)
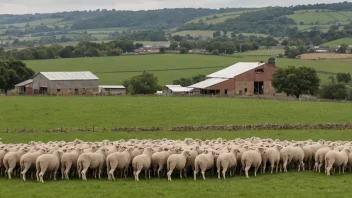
284 45 308 58
319 83 347 100
169 42 178 50
122 71 161 94
0 59 35 94
337 44 348 53
114 30 167 41
268 57 276 65
212 49 219 55
159 47 166 54
336 73 351 83
180 48 189 54
272 66 320 98
173 75 206 86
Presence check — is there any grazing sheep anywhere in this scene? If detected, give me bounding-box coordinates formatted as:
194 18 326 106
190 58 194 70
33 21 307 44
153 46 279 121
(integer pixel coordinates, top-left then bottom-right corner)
151 148 179 178
132 148 154 181
35 150 61 183
0 148 9 176
194 150 217 180
262 145 281 174
314 147 332 173
60 147 81 179
77 147 108 181
302 145 314 170
241 148 264 178
325 148 350 176
184 146 202 175
166 150 191 181
216 148 240 179
3 147 29 179
106 148 133 180
20 148 48 181
280 146 305 172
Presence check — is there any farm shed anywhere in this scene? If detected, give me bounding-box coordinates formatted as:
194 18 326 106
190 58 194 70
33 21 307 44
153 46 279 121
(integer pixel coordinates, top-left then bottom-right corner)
163 85 193 96
14 79 33 95
32 72 99 95
98 85 126 95
189 62 277 96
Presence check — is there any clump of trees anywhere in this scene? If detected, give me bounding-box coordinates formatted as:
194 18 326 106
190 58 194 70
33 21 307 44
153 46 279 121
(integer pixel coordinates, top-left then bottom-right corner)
172 75 206 87
319 73 351 100
122 71 161 95
272 66 320 98
0 59 35 94
336 72 351 83
284 45 308 58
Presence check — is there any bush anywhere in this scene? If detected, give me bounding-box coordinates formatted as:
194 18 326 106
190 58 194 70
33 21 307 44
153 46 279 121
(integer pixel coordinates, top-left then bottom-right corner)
319 83 347 100
122 71 160 95
180 48 188 54
211 49 219 55
347 88 352 101
159 47 166 54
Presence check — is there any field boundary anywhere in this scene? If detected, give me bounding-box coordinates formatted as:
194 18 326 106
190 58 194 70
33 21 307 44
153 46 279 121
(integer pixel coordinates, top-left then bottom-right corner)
1 122 352 133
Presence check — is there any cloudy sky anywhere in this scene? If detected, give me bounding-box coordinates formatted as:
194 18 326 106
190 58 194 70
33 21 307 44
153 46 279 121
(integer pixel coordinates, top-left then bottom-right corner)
0 0 345 14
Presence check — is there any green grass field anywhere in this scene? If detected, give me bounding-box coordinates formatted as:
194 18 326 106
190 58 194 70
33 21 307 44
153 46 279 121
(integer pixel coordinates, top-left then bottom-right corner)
323 38 352 46
287 10 352 25
186 10 255 24
0 96 351 130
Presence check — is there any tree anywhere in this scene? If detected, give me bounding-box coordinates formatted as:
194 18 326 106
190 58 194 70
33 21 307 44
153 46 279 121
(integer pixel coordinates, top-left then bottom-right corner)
320 83 347 100
159 47 166 54
0 59 35 94
281 40 289 46
59 46 75 58
336 73 351 83
272 66 320 98
173 74 205 86
135 43 144 49
268 57 276 65
169 41 178 50
213 31 221 38
179 41 192 50
337 44 348 53
122 71 160 94
179 48 189 54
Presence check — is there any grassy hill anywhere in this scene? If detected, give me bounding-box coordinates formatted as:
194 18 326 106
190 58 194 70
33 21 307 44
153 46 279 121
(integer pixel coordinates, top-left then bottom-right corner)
322 38 352 46
186 10 257 24
287 10 352 26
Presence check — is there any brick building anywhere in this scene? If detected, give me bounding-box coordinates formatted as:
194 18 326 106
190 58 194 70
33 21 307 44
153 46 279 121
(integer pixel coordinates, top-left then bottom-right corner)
189 62 277 96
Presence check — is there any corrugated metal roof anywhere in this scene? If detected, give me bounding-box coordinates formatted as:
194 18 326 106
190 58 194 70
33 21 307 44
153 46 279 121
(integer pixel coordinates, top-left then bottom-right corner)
165 85 193 92
40 72 99 81
99 85 125 89
188 78 228 89
15 79 33 87
206 62 265 79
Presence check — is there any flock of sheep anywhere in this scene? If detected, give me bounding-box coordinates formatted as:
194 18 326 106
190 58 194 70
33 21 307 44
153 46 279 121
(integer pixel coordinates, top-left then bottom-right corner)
0 137 350 183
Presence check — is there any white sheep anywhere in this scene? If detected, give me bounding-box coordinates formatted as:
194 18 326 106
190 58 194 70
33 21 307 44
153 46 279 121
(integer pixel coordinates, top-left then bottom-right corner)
241 147 264 178
35 150 61 183
166 150 191 181
325 148 350 176
194 150 216 180
106 147 133 180
77 147 107 181
20 148 48 181
216 148 240 179
132 147 154 181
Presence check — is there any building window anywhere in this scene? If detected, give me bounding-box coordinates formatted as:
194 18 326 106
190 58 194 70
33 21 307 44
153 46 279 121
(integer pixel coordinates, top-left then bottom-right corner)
225 89 228 95
57 89 60 92
244 88 247 93
74 89 79 95
255 68 264 73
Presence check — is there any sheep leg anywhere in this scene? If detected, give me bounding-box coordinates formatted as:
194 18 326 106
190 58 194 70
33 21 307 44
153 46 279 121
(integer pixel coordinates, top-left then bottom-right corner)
222 168 227 179
201 169 206 180
245 165 250 178
148 169 151 179
21 165 30 182
167 169 173 181
193 170 198 181
157 167 162 178
135 169 141 181
64 162 72 180
254 167 259 177
217 168 221 179
179 170 183 179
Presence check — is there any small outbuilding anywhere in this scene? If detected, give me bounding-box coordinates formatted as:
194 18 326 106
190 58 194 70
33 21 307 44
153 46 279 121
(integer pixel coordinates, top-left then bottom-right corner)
14 79 33 95
98 85 126 95
163 85 193 96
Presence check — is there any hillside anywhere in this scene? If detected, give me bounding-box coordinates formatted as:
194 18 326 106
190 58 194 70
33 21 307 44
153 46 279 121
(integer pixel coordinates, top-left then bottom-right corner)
322 38 352 46
185 10 257 24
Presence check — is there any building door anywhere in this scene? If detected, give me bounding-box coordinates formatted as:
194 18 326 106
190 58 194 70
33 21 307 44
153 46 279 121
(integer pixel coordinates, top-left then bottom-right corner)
254 81 264 95
39 87 48 94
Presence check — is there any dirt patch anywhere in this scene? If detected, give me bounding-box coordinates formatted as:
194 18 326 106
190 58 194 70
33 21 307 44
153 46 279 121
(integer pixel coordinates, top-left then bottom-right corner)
299 53 352 60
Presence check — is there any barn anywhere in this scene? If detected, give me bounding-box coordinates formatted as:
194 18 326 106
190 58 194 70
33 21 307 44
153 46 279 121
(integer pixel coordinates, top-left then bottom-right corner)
98 85 126 95
189 62 277 96
163 85 193 96
14 79 33 95
32 71 99 95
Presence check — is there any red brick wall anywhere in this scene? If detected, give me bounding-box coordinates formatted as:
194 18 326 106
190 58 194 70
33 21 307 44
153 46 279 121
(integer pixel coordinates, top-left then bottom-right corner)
203 64 277 96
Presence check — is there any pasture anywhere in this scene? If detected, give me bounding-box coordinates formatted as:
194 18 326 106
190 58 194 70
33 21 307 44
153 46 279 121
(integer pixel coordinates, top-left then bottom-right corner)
323 38 352 47
0 96 351 130
287 10 352 25
23 54 352 85
1 129 352 198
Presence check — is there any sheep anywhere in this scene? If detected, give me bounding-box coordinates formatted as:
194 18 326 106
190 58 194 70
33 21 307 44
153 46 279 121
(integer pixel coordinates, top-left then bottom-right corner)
60 147 81 179
132 147 154 181
302 145 314 170
194 150 217 180
151 148 179 178
184 146 202 176
35 150 61 183
77 147 108 181
20 148 48 181
314 147 332 173
262 145 281 174
106 147 133 180
325 148 350 176
0 148 9 176
241 147 264 178
166 150 191 181
216 148 240 179
280 146 305 172
3 147 29 179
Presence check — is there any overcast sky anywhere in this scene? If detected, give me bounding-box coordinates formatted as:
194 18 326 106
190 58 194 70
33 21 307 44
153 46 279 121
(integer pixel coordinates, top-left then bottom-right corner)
0 0 345 14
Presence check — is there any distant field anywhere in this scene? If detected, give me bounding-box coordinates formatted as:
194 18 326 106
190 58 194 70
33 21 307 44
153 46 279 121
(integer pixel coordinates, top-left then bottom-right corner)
299 53 352 60
172 30 218 37
1 96 351 130
186 10 256 24
24 54 352 85
4 18 63 28
287 10 352 25
323 38 352 46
